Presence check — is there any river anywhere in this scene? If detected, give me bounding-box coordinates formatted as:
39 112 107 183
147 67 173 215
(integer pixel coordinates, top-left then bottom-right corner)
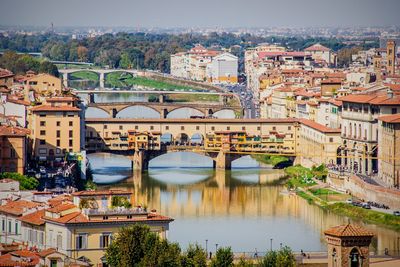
88 152 400 254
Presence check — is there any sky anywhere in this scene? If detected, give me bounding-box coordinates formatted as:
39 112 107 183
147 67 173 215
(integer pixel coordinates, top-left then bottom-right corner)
0 0 399 28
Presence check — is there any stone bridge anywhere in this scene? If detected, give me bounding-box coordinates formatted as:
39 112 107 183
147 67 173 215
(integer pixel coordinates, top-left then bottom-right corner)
86 101 243 118
59 68 138 88
85 118 300 171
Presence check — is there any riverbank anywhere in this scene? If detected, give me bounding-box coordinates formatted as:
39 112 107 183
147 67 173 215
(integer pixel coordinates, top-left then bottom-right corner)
284 166 400 232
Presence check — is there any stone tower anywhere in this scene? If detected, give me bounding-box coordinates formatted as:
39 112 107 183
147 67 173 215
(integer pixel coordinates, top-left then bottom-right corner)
324 224 374 267
373 55 382 82
387 40 396 76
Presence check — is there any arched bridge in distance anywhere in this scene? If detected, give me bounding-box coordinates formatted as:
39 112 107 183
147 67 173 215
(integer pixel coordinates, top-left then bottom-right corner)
84 118 300 171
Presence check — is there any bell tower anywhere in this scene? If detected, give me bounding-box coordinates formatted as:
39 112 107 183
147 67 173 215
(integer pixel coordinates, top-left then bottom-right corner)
387 40 396 76
324 224 374 267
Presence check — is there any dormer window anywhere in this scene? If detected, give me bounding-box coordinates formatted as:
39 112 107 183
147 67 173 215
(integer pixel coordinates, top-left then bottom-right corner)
103 216 108 220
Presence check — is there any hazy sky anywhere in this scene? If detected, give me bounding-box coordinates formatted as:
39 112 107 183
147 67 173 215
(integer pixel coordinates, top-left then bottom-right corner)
0 0 399 28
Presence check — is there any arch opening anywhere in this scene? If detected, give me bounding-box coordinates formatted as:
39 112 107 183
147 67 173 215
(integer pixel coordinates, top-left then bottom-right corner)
190 133 204 145
68 70 100 90
116 105 160 118
160 133 173 145
166 107 204 119
212 109 236 119
175 133 190 145
85 107 111 118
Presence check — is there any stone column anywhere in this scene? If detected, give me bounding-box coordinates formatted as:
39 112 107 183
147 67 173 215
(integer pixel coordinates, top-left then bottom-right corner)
132 150 149 171
214 151 232 170
99 72 105 88
159 94 165 103
63 73 68 88
161 108 168 118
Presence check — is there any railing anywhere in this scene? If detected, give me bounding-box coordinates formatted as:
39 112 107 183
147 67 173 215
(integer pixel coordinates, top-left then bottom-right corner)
84 207 147 216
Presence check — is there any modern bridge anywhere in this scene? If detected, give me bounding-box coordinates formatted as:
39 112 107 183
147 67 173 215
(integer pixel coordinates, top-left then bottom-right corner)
85 118 300 171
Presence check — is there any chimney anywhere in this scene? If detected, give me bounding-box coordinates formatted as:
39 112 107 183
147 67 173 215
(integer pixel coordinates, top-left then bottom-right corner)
387 88 394 98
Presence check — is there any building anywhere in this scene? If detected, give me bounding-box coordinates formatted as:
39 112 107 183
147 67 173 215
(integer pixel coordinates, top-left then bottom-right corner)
386 40 396 76
0 126 28 174
28 97 81 162
320 78 342 97
0 69 14 88
206 52 238 84
324 224 374 267
377 114 400 188
2 97 30 128
43 191 173 266
0 200 43 244
171 44 238 84
304 43 336 66
317 98 342 128
128 131 161 151
23 73 62 96
338 90 400 176
299 119 341 167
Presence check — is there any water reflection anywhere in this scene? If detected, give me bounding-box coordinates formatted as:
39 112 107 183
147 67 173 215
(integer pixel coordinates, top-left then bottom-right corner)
88 152 400 253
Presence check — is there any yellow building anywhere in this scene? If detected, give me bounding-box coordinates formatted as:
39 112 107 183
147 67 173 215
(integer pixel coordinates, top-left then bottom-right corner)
44 190 173 266
259 74 282 91
127 131 161 150
0 126 28 174
28 97 81 161
378 114 400 188
24 73 62 96
299 119 341 167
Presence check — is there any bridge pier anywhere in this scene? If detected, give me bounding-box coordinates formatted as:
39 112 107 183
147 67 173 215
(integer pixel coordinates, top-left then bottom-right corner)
100 72 105 88
207 109 213 117
132 150 149 171
161 108 168 118
214 151 233 170
62 73 68 88
159 94 166 103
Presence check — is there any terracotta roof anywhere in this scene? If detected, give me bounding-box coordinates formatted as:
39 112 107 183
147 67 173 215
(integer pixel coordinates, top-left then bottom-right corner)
0 250 40 267
46 203 76 213
72 190 131 197
258 51 308 58
37 248 57 258
19 210 45 226
321 78 342 84
304 43 331 52
378 114 400 123
300 119 341 133
339 93 400 105
328 98 343 106
0 68 14 79
6 98 30 106
30 105 80 112
86 118 300 124
324 224 374 237
0 200 41 216
0 126 29 137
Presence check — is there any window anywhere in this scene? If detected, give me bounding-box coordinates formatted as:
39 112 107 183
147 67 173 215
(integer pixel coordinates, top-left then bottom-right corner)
1 219 5 231
181 126 185 130
57 234 62 249
273 126 276 131
69 140 73 147
257 126 261 131
329 137 334 143
57 121 61 126
15 222 18 235
242 126 246 130
56 130 60 138
150 126 154 130
69 130 73 138
392 108 397 114
76 234 87 249
165 126 169 130
100 233 112 248
39 114 46 117
40 121 46 126
8 221 11 233
196 126 200 130
56 140 60 146
39 232 44 245
10 148 16 158
104 125 108 129
288 126 291 130
40 130 46 135
39 148 47 155
119 125 123 130
211 126 215 131
69 121 73 126
40 139 46 145
227 126 230 130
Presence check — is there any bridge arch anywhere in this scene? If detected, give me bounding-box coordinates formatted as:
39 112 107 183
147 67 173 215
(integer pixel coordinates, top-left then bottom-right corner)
175 133 190 145
212 109 236 119
68 70 100 89
104 71 136 88
190 133 204 145
116 105 161 118
166 107 205 119
85 107 111 118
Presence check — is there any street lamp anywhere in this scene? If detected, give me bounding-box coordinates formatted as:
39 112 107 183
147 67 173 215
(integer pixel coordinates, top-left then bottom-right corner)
215 243 218 253
205 239 208 256
270 238 273 251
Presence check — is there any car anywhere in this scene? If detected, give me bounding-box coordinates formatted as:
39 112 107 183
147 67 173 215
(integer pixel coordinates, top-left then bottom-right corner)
361 203 371 209
345 199 352 204
393 211 400 216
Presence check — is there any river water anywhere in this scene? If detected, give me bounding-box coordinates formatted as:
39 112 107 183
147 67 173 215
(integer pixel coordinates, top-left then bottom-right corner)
88 152 400 254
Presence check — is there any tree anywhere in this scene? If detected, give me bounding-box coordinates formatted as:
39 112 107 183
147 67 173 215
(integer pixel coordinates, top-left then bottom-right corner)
39 61 59 77
77 46 89 62
210 247 234 267
260 247 296 267
119 52 132 69
111 196 131 208
105 224 182 267
0 172 39 190
181 244 207 267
